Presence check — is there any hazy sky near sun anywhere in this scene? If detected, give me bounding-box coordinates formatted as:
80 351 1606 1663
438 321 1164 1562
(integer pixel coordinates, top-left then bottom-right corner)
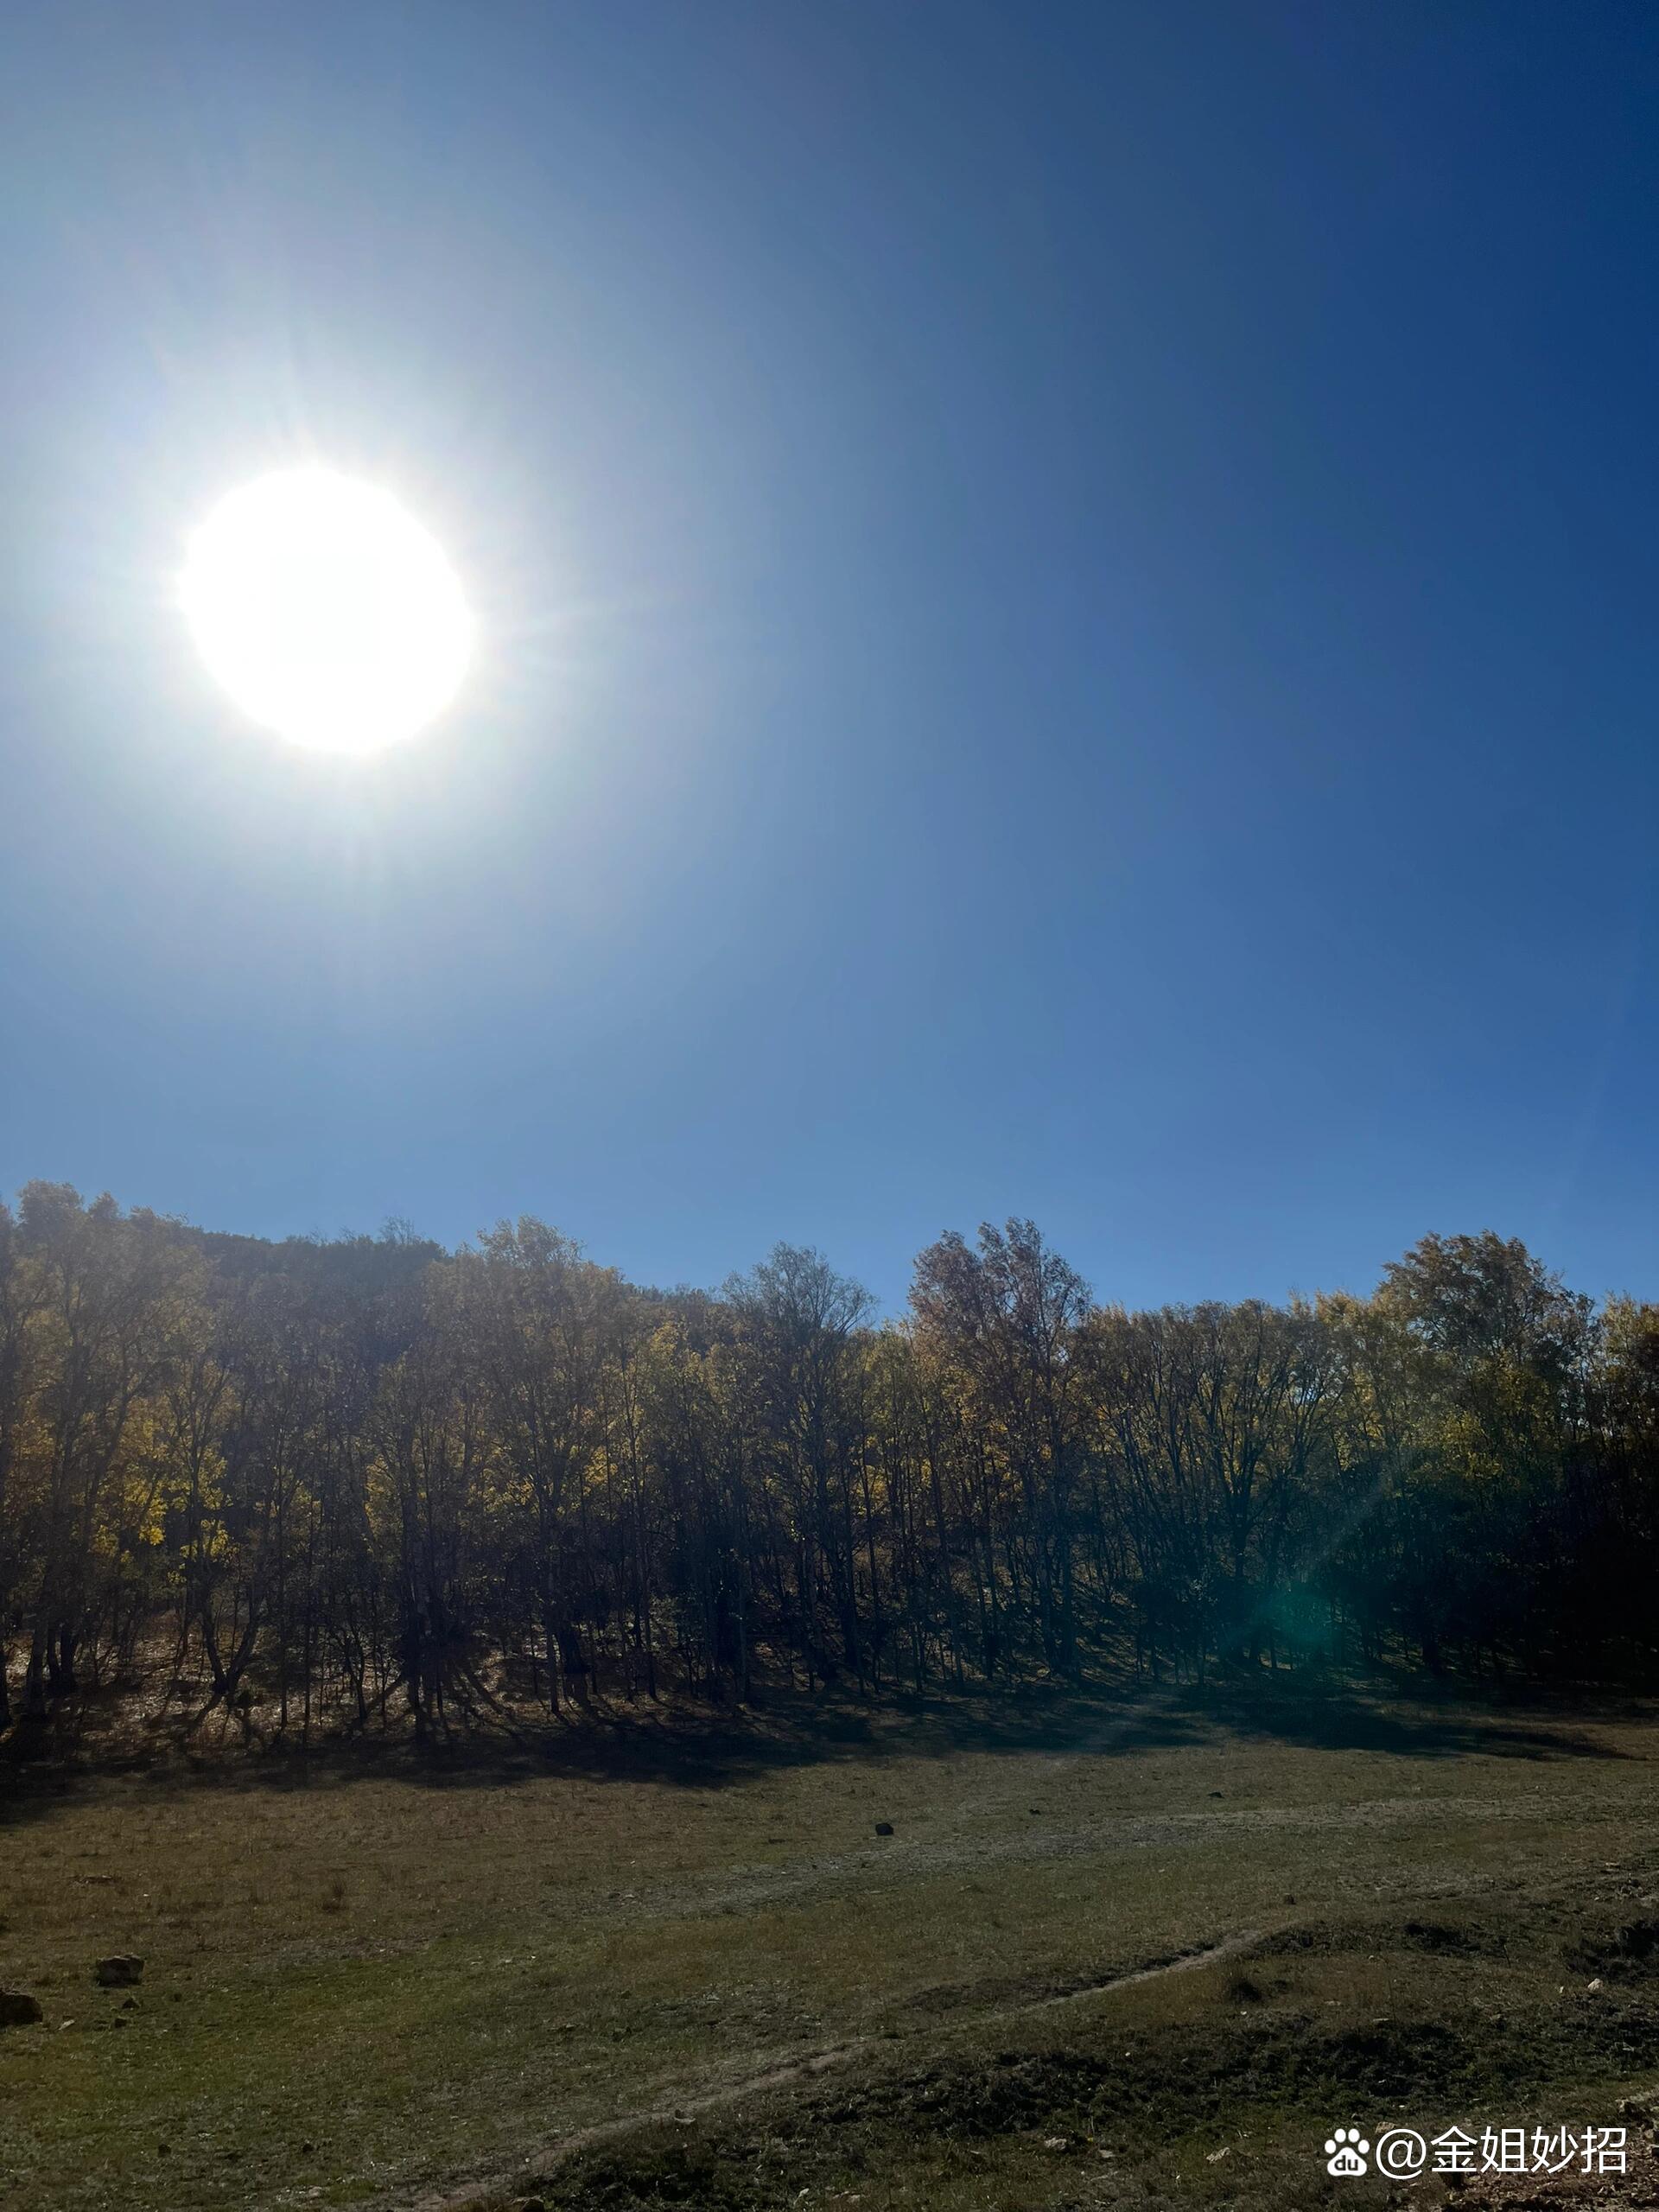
3 0 1659 1312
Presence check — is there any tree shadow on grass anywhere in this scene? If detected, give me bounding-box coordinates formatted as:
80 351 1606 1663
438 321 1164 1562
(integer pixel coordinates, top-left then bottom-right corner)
1137 1672 1642 1761
0 1669 1646 1832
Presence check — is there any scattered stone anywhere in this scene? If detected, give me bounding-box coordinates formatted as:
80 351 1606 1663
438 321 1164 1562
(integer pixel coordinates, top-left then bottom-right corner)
0 1990 43 2027
93 1955 144 1988
1205 2145 1231 2162
1042 2136 1070 2152
874 1821 893 1836
1586 1977 1604 1991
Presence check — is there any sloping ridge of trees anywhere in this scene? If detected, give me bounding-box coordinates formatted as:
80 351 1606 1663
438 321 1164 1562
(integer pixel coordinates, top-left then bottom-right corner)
2 1181 1655 1739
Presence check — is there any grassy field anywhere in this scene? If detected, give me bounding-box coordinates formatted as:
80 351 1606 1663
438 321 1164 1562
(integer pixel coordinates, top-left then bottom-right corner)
3 1676 1659 2210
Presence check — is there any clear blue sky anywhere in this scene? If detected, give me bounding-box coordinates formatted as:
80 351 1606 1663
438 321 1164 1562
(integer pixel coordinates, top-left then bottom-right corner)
3 1 1656 1313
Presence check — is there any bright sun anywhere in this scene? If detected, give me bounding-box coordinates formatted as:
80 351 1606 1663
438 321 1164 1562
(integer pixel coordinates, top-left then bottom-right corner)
180 468 474 754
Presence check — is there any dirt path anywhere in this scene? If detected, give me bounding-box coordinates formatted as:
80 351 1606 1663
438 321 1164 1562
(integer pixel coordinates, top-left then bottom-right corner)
614 1791 1554 1927
406 1932 1257 2212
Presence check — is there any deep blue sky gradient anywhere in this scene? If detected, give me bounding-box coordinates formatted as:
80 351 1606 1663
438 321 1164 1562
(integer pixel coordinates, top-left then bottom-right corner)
3 1 1658 1310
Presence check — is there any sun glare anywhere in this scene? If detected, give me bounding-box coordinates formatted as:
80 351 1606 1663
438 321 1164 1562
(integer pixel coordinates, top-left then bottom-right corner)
180 468 474 753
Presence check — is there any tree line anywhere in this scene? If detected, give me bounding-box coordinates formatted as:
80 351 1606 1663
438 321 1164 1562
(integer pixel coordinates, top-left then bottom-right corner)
2 1181 1655 1738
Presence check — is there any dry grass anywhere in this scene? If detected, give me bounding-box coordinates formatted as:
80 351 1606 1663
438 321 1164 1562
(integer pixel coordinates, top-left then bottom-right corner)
2 1675 1657 2209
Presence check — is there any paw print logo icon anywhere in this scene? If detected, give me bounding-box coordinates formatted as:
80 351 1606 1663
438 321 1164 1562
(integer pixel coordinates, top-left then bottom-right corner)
1324 2128 1370 2177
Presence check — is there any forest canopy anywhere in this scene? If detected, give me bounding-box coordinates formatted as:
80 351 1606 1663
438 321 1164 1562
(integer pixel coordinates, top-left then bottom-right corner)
2 1183 1654 1738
